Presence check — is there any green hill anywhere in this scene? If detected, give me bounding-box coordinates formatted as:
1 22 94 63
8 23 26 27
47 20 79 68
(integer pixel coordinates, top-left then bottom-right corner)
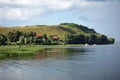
0 23 98 39
0 23 114 45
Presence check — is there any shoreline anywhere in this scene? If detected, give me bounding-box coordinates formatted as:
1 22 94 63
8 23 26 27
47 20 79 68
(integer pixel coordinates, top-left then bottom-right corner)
0 44 83 60
0 44 114 60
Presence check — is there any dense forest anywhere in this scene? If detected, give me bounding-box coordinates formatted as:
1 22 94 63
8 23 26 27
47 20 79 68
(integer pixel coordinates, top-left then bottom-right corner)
0 23 115 45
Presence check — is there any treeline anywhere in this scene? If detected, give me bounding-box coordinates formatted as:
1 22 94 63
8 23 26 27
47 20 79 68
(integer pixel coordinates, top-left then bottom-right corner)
65 34 115 44
0 30 60 45
0 30 114 46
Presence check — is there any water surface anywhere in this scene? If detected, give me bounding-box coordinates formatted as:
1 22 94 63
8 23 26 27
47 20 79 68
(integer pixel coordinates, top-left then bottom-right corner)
0 44 120 80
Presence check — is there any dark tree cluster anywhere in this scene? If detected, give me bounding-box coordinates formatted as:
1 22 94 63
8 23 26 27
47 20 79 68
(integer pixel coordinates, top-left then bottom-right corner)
64 34 115 45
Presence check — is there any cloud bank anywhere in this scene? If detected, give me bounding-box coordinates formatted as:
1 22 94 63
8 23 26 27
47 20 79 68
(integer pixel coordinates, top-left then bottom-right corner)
0 0 120 20
0 0 72 20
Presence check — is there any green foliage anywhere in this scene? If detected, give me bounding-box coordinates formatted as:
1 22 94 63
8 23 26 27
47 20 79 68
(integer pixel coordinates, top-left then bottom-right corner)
65 34 115 44
43 38 52 45
60 23 79 27
8 30 22 42
60 23 96 33
108 38 115 44
0 34 7 45
0 45 44 60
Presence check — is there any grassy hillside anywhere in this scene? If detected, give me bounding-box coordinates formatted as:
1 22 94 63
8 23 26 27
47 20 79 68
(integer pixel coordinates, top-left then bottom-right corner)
0 23 99 39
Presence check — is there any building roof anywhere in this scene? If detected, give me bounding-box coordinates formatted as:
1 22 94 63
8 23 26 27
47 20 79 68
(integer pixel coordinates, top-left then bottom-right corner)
52 35 59 39
36 34 43 37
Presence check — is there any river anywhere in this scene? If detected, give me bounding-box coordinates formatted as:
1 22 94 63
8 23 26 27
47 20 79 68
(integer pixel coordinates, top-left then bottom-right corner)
0 43 120 80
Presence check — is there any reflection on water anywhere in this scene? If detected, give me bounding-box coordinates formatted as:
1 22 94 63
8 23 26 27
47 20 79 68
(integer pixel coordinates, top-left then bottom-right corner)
0 44 120 80
36 48 88 59
0 48 88 60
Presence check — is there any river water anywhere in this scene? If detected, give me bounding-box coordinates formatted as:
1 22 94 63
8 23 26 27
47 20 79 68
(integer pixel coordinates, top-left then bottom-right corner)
0 44 120 80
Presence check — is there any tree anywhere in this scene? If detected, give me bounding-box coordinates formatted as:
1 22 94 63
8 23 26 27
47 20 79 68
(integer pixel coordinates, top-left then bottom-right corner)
0 34 7 45
77 34 86 44
8 30 22 42
108 38 115 44
19 36 25 45
86 35 93 44
43 34 48 39
100 35 108 44
43 38 52 45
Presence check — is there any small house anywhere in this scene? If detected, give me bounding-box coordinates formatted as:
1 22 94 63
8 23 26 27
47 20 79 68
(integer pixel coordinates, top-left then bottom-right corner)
52 35 59 40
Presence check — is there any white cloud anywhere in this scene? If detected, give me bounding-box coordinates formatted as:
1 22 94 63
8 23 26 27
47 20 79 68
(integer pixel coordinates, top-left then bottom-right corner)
0 0 39 5
0 0 73 20
0 0 119 20
0 7 45 20
80 1 103 7
43 0 72 10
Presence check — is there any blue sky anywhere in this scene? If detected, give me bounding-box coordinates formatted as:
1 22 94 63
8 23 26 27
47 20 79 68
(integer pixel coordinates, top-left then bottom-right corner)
0 0 120 41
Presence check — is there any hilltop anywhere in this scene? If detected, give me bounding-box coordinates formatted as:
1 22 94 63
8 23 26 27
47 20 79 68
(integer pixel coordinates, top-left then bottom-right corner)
0 23 97 39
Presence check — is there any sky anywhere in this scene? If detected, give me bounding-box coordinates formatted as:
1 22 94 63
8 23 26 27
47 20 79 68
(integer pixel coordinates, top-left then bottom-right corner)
0 0 120 41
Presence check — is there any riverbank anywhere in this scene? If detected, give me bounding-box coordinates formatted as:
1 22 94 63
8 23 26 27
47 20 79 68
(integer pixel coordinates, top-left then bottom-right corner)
0 44 83 60
0 45 42 60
